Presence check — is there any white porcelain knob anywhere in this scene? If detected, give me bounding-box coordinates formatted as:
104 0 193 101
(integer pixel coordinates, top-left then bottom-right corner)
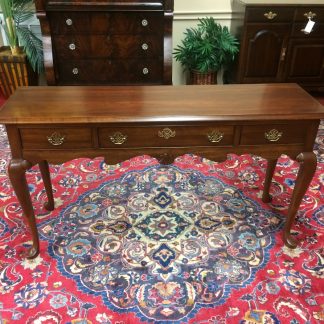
141 19 148 27
66 18 73 26
142 43 148 51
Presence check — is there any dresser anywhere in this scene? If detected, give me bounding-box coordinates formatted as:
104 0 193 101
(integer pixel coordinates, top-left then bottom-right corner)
1 84 324 258
35 0 173 85
234 0 324 93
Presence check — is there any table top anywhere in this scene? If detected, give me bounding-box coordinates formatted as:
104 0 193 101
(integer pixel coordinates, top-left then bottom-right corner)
1 83 324 124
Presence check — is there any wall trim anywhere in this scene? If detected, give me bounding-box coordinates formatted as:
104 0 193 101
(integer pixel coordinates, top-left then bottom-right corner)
174 10 233 21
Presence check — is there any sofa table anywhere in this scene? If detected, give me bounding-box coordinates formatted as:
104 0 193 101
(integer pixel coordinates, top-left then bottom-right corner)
1 83 323 259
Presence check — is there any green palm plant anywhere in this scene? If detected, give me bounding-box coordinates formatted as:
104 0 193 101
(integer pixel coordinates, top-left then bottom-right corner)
0 0 43 73
173 17 239 73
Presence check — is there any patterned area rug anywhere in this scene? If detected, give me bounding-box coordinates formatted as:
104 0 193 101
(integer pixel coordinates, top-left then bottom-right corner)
0 120 324 323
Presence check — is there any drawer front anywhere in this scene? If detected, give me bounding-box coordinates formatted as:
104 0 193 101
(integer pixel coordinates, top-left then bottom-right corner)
57 59 163 84
53 35 163 59
292 23 324 38
49 12 164 34
98 125 235 148
246 7 295 23
240 123 307 145
294 7 324 22
20 128 93 149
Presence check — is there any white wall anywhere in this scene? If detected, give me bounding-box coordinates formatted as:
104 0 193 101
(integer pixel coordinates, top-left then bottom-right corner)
172 0 234 84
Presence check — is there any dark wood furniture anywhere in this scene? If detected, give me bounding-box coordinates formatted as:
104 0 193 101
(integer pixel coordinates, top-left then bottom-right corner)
1 83 324 258
35 0 173 85
234 1 324 93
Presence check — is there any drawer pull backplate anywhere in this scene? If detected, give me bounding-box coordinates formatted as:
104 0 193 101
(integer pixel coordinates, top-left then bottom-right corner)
265 129 283 142
158 128 176 139
264 11 277 20
207 130 224 143
304 11 316 20
47 132 65 146
109 132 128 145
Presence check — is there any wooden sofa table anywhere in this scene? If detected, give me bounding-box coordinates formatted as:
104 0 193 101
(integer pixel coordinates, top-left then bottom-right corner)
1 83 324 258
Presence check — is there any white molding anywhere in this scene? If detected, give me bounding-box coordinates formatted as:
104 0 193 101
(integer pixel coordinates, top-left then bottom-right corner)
174 10 233 21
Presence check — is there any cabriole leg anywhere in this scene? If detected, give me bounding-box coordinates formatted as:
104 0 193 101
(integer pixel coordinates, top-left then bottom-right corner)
8 159 39 259
284 152 317 248
39 160 54 211
262 158 278 203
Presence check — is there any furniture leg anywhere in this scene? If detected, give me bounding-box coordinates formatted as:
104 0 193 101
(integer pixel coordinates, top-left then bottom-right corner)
39 160 55 211
262 158 278 203
8 159 39 259
284 152 317 248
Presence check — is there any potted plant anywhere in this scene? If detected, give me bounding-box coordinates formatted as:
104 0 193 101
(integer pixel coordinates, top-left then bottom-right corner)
173 17 239 85
0 0 43 97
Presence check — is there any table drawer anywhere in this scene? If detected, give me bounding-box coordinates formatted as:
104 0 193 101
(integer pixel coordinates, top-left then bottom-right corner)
49 12 164 34
98 125 234 148
53 35 163 59
245 7 294 23
240 123 307 145
20 128 93 149
57 59 163 84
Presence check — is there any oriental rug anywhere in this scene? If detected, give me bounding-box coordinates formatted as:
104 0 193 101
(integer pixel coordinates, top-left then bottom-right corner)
0 119 323 323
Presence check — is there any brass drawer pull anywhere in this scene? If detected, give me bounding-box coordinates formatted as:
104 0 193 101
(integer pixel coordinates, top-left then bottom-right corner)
158 128 176 139
265 129 283 142
47 132 65 146
264 11 277 20
304 11 316 20
142 68 149 75
72 68 79 75
66 18 73 26
109 132 127 145
207 130 224 143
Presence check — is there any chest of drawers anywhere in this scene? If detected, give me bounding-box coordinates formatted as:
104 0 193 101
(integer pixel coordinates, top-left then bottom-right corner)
35 0 173 85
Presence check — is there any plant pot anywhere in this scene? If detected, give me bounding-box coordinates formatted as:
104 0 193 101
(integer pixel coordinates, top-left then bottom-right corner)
0 46 38 98
189 70 217 85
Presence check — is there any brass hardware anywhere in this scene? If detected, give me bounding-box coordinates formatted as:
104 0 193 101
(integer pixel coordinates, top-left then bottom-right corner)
207 130 224 143
72 68 79 75
264 129 283 142
280 47 287 61
66 18 73 26
142 68 149 75
69 43 76 50
158 128 176 139
264 11 277 20
141 19 148 26
304 11 316 20
47 132 65 146
109 132 127 145
142 43 149 51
